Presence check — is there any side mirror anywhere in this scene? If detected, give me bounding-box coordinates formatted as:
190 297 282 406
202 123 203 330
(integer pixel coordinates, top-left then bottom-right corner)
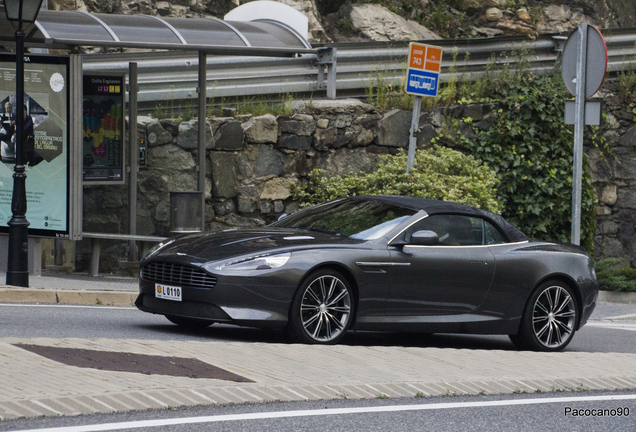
410 230 439 245
277 213 288 221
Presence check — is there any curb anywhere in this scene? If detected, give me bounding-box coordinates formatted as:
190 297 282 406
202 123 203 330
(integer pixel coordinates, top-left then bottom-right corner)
598 291 636 304
0 288 136 307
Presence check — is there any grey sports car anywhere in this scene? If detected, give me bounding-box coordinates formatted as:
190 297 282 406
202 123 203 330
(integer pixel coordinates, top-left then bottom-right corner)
136 195 598 351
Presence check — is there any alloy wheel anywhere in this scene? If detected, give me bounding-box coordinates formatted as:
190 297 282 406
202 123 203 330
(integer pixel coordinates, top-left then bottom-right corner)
299 275 352 342
532 285 576 348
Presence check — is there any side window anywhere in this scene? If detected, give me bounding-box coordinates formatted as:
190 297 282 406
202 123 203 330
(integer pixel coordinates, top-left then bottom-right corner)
405 215 484 246
484 220 507 244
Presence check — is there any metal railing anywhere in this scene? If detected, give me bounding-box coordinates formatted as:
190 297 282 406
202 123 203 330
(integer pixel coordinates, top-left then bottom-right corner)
82 27 636 113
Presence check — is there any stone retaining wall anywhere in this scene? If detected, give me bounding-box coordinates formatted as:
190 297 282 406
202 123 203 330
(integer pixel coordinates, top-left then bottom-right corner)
79 91 636 272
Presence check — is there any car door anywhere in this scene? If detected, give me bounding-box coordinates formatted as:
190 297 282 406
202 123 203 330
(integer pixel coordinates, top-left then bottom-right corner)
386 214 496 316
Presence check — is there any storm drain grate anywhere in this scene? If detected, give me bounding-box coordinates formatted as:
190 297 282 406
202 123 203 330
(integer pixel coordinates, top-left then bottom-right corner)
15 344 254 383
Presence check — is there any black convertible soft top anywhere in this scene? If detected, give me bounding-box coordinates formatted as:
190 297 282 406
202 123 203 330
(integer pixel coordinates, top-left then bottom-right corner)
349 195 530 243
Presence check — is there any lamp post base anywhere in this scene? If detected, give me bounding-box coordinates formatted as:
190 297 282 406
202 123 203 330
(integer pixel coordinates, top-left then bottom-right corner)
6 216 30 287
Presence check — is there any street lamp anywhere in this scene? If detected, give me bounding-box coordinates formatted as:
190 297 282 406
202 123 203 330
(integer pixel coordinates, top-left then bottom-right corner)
4 0 44 287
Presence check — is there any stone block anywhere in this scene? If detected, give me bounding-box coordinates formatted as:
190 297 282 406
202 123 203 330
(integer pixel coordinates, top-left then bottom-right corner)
601 185 617 205
274 200 285 213
260 177 296 200
280 114 316 136
486 7 503 21
259 200 273 214
313 128 338 151
248 145 284 177
146 121 173 146
317 118 329 129
210 152 237 198
213 199 235 216
617 189 636 209
177 119 213 150
475 117 495 131
242 114 278 144
597 221 618 235
378 109 410 147
278 134 312 150
462 104 485 121
160 119 179 136
214 120 244 151
237 196 257 214
417 124 438 148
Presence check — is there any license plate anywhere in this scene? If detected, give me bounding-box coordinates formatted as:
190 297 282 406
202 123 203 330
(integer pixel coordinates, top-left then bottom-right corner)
155 283 182 302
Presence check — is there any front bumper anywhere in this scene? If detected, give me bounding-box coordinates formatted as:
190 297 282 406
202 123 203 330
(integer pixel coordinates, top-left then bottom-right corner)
136 269 299 330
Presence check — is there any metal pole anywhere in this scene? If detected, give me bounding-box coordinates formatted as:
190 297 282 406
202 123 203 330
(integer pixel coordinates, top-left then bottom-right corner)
6 27 30 287
571 24 588 246
406 95 421 174
198 51 206 231
128 62 138 260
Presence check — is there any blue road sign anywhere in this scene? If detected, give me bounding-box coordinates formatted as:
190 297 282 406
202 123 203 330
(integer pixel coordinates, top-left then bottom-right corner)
406 69 439 97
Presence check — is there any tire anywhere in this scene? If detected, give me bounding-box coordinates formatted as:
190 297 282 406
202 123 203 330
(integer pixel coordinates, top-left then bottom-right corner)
510 280 579 352
287 269 355 344
165 315 214 330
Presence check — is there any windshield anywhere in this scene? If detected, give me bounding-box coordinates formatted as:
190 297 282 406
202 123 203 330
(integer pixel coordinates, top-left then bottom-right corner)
271 198 417 240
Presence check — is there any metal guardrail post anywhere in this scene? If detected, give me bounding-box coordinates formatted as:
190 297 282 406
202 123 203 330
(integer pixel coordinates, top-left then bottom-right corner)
317 47 337 99
128 62 138 261
198 51 207 231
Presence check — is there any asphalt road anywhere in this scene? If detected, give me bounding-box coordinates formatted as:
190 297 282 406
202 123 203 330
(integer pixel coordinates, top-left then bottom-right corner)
0 301 635 352
2 391 635 432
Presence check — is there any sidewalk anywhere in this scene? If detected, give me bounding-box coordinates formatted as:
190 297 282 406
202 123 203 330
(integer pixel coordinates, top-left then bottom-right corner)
0 271 635 421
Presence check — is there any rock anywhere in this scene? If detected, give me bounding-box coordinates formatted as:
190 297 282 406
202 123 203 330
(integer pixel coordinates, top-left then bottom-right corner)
463 104 485 122
602 185 618 205
543 5 572 22
313 148 379 178
278 134 313 150
280 114 316 136
621 126 636 147
461 0 482 11
209 117 234 136
598 221 619 235
259 200 273 214
177 120 213 150
236 152 253 179
596 206 612 216
313 128 338 151
517 8 531 23
348 4 440 41
417 124 437 148
222 107 237 117
600 237 625 257
605 113 620 130
475 117 496 131
352 129 375 147
50 0 88 12
160 119 179 136
485 8 503 22
246 145 285 177
430 109 444 127
237 196 257 214
269 0 331 43
149 144 196 172
378 109 411 147
242 114 278 144
154 200 170 222
317 118 329 129
485 0 506 7
212 199 235 216
260 177 296 200
146 121 173 147
213 120 244 151
274 200 285 213
472 27 504 37
618 189 636 209
210 152 237 198
333 115 353 129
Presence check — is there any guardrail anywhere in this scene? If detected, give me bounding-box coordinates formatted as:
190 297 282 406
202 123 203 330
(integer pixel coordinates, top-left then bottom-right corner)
82 27 636 113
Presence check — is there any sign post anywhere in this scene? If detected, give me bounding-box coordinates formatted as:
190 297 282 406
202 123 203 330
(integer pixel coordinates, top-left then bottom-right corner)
404 42 443 173
561 24 607 245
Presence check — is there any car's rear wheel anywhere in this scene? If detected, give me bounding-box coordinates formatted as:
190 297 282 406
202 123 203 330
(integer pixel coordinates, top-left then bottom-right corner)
288 269 354 344
165 315 214 329
510 280 578 352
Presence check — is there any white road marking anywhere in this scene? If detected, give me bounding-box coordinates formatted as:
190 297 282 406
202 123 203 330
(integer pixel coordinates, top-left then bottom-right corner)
586 322 636 332
591 313 636 321
9 394 636 432
0 303 135 310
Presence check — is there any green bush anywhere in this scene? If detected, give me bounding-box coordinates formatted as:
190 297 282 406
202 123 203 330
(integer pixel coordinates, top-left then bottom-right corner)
291 146 502 213
595 258 636 292
440 73 598 252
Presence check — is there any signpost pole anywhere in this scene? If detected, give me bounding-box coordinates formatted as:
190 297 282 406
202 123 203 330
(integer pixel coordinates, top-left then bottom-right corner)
406 96 421 174
571 23 588 246
128 62 138 261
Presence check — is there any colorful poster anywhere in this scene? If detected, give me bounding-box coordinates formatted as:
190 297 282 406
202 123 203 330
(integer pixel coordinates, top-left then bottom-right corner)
82 74 124 183
0 54 70 237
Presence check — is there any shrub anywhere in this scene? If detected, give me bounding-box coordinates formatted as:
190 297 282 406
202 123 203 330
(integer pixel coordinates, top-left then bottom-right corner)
595 258 636 292
291 146 502 213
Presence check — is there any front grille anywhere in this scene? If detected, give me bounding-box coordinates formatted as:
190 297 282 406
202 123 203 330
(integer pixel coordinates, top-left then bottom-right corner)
141 262 217 289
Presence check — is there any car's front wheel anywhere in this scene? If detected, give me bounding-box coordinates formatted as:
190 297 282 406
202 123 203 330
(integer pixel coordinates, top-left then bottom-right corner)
510 280 579 352
165 315 214 330
288 269 354 344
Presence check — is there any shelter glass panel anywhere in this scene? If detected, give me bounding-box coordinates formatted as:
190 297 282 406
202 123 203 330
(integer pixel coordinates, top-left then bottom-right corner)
167 18 246 46
36 10 115 43
229 21 304 48
96 14 182 45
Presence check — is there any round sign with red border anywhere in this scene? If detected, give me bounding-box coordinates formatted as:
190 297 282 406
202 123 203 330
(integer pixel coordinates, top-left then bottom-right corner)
561 25 607 98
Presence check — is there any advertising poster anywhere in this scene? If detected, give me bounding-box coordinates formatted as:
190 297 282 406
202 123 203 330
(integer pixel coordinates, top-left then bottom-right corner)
0 54 70 237
82 74 124 183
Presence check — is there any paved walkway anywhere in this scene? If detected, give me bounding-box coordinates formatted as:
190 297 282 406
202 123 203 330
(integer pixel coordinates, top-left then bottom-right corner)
0 271 635 421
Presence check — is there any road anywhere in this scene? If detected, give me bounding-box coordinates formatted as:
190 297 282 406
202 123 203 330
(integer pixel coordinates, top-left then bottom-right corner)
0 302 635 352
2 391 635 431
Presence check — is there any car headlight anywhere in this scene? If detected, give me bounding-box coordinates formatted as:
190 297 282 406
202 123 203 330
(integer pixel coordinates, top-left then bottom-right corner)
214 252 291 271
142 239 174 260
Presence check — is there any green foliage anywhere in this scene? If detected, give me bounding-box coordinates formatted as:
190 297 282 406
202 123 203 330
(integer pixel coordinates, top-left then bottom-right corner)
291 146 502 213
438 72 598 252
595 258 636 292
617 69 636 102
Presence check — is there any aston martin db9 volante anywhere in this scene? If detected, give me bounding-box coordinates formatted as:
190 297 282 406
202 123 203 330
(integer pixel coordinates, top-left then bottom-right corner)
136 195 598 351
